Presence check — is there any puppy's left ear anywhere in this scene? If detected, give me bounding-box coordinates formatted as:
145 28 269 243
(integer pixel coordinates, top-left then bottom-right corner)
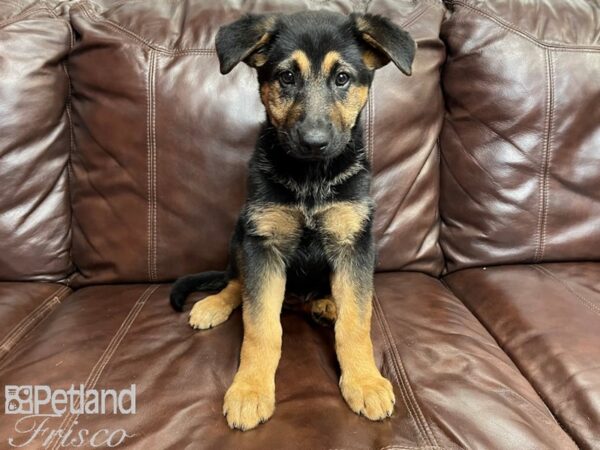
215 14 279 74
351 13 416 76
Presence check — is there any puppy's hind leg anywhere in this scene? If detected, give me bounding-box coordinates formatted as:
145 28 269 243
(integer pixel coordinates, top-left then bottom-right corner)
189 280 242 329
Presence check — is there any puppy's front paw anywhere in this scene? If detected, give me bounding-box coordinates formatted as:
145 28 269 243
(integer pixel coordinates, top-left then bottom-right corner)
223 380 275 431
340 373 395 420
188 295 234 329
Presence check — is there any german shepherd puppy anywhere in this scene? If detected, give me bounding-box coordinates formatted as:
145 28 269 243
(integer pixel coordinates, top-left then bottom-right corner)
170 10 415 431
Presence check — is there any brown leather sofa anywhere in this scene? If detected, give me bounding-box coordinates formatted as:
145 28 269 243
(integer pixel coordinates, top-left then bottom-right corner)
0 0 598 449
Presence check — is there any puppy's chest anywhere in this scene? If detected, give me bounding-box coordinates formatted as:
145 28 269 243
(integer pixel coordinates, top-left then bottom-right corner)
247 201 371 245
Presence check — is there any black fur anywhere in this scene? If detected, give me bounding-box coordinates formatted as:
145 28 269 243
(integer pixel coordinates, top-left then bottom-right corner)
171 11 414 311
170 271 227 311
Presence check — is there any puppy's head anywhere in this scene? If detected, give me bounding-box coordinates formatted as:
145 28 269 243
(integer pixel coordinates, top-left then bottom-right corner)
216 11 415 161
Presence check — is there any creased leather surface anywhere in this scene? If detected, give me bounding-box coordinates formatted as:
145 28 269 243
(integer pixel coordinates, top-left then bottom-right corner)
439 0 600 272
68 0 445 285
446 263 600 449
0 282 70 362
0 2 73 281
0 274 575 449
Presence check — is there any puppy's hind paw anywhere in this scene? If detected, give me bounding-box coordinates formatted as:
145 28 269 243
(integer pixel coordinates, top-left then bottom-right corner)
310 298 337 326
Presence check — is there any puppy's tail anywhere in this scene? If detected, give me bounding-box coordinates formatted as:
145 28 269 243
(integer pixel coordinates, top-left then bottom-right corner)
170 271 228 312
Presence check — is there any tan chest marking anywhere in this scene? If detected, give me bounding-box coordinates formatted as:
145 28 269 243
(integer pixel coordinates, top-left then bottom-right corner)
316 202 370 245
248 205 304 247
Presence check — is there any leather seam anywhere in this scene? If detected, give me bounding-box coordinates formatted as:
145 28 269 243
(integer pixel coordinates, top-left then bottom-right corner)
534 265 600 317
379 446 446 450
372 296 425 445
62 15 76 283
0 7 50 29
80 3 216 55
367 85 374 163
0 286 69 361
373 291 438 447
534 49 554 262
47 285 159 450
146 50 158 282
453 1 600 52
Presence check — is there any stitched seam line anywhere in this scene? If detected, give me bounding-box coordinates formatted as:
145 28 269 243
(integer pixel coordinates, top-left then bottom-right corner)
80 4 215 55
400 3 431 30
146 50 158 282
0 286 69 358
373 291 435 446
534 265 600 317
62 15 76 281
454 1 600 52
80 0 433 55
377 294 439 447
379 446 446 450
534 49 554 262
152 52 159 281
48 285 158 450
367 87 374 163
0 7 49 29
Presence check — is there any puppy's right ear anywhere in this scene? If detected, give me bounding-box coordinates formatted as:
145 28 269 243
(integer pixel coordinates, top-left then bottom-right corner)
215 14 278 75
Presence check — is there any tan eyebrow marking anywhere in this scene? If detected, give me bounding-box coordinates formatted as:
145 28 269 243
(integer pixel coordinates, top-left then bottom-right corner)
291 50 311 77
322 51 342 76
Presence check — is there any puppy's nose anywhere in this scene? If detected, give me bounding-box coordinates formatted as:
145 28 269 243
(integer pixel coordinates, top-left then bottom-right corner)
300 128 329 152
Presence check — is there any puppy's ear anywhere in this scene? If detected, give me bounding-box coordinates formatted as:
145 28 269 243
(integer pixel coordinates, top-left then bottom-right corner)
351 13 416 76
215 14 278 74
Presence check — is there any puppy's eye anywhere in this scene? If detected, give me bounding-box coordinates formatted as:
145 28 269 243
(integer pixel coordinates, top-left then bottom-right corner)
279 70 295 85
335 72 350 86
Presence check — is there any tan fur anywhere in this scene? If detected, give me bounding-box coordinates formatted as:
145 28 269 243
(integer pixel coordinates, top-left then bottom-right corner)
248 204 303 249
188 280 242 329
309 297 337 324
331 268 395 420
318 201 370 245
260 82 292 127
223 267 286 430
321 51 341 77
244 22 274 68
362 50 385 70
291 49 311 77
331 84 369 129
260 82 304 128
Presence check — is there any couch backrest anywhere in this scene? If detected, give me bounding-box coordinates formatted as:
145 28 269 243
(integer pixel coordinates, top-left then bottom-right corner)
439 0 600 272
0 1 73 282
67 0 447 286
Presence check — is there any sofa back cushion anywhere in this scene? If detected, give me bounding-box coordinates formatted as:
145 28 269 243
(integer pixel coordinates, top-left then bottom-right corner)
440 0 600 272
68 0 446 285
0 2 73 281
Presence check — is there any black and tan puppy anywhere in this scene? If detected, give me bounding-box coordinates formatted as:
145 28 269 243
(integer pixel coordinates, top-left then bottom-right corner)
170 10 415 431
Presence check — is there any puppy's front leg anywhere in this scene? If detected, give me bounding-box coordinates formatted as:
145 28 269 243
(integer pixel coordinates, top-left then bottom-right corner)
223 250 285 430
332 263 395 420
321 203 395 420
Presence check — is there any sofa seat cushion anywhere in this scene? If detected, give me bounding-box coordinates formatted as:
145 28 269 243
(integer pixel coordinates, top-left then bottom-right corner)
0 274 574 449
0 283 70 363
446 263 600 449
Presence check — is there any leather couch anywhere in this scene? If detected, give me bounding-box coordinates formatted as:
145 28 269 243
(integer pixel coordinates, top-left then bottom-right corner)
0 0 598 448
